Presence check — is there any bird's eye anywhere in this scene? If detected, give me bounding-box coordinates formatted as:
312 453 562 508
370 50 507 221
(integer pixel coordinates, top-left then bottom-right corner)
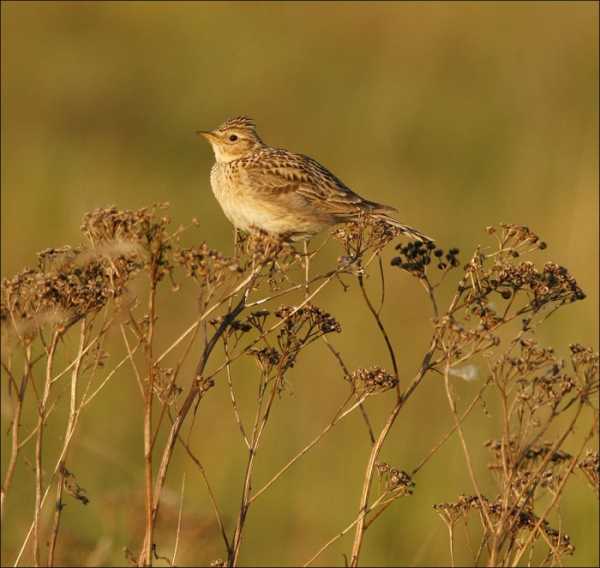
229 134 238 142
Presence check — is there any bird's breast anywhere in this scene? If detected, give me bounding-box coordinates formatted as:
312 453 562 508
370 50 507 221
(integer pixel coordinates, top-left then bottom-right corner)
210 164 269 232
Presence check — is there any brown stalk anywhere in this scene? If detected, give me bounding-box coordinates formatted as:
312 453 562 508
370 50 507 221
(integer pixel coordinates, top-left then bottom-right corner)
139 291 250 562
442 359 495 534
348 342 435 567
176 436 231 556
48 320 88 566
411 379 490 476
229 370 280 566
0 344 33 524
141 279 158 567
224 338 251 449
357 272 399 386
348 269 441 567
33 329 61 566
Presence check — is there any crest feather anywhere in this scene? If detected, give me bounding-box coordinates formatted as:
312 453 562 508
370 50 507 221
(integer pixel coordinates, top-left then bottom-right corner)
217 116 256 131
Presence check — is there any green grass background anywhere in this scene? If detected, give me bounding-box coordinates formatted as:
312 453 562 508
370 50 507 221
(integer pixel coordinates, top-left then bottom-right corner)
1 2 598 566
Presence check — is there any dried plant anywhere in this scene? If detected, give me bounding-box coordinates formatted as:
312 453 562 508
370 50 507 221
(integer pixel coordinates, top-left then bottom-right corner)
1 209 597 568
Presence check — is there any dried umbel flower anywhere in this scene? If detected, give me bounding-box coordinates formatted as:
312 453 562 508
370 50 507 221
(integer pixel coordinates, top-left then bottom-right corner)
376 463 415 496
151 366 182 405
275 304 341 336
246 309 270 331
36 246 81 272
213 309 273 344
434 494 480 524
485 439 573 493
434 495 575 555
464 257 584 313
175 243 241 290
59 464 90 506
249 347 281 369
81 204 169 245
333 214 403 258
496 223 546 251
448 229 586 351
351 366 398 396
486 439 571 468
491 338 591 416
391 242 459 278
1 252 139 335
236 230 302 289
435 315 500 364
244 305 343 383
570 344 600 398
81 204 173 282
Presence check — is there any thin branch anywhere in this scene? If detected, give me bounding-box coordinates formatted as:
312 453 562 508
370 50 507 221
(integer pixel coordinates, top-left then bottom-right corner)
33 330 61 567
304 494 387 567
248 394 366 505
171 474 186 567
176 437 231 555
442 360 494 533
48 320 88 566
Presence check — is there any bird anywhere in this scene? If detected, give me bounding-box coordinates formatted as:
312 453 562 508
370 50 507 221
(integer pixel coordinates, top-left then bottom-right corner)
197 116 432 242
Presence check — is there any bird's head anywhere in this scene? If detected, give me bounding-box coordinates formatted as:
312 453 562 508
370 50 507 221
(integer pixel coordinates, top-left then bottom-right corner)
197 116 263 163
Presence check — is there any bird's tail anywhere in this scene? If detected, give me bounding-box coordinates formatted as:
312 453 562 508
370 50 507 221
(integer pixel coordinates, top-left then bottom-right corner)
373 213 434 243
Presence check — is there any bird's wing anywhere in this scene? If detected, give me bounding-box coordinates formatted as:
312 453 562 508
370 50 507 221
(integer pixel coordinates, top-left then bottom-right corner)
244 151 395 217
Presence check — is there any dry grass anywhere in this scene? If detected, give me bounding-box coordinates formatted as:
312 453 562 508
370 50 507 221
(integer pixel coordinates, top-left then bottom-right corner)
1 205 597 567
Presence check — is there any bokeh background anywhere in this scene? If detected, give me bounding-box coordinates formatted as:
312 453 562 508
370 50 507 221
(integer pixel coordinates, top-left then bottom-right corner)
1 2 598 566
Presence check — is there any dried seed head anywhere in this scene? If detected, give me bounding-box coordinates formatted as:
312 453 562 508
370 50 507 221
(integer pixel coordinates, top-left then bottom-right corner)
333 214 404 258
376 463 415 496
392 242 461 278
175 243 241 288
351 366 398 395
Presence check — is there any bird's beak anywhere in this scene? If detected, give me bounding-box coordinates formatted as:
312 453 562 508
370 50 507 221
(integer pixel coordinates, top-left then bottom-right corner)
196 130 216 142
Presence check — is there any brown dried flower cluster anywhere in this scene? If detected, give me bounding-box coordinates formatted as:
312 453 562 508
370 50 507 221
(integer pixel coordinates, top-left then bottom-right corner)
81 204 173 282
272 304 341 374
333 214 403 260
151 366 182 406
474 260 584 310
487 223 547 250
235 230 302 289
350 366 398 396
175 243 242 290
1 250 138 333
376 463 415 496
391 241 460 278
462 238 584 313
248 346 282 377
499 340 578 411
58 464 90 506
485 438 573 493
435 315 500 365
243 305 341 386
570 343 600 399
275 304 341 336
434 495 574 555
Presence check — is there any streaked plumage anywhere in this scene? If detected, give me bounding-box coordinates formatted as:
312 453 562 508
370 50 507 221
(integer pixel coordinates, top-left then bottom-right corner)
198 116 432 241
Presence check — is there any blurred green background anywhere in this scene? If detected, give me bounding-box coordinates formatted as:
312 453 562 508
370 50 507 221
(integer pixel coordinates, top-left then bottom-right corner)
1 2 598 566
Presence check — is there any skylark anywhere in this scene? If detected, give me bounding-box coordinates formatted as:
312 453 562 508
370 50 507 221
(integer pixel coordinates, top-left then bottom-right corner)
198 116 432 242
